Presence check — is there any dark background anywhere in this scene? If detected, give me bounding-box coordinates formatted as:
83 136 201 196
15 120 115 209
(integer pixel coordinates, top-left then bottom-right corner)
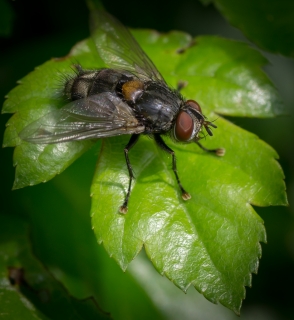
1 0 294 319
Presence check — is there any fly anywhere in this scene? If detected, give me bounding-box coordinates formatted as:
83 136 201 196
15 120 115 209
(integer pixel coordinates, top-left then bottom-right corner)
19 10 225 213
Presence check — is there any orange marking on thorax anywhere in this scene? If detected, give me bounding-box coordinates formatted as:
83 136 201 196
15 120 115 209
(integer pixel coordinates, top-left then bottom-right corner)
122 80 144 102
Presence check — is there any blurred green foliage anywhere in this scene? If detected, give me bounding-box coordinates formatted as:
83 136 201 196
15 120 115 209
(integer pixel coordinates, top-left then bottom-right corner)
1 0 294 319
0 214 110 319
200 0 294 57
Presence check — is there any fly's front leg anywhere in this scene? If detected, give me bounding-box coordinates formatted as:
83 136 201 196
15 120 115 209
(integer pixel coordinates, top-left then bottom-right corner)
196 141 225 156
120 134 140 214
154 134 191 201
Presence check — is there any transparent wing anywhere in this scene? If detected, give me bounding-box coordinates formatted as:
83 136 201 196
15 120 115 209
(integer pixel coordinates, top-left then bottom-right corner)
20 93 145 144
90 10 165 82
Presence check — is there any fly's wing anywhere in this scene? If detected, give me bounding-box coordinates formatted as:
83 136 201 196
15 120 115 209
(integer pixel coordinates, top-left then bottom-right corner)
19 93 145 144
90 10 165 83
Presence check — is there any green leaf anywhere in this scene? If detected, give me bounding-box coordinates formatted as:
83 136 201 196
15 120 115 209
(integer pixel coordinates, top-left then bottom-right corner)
0 213 110 319
201 0 294 57
90 120 286 313
2 28 287 314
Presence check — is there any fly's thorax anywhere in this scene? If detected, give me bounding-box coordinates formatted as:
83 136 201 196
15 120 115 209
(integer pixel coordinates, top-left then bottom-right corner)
129 81 181 132
64 66 133 101
122 80 144 103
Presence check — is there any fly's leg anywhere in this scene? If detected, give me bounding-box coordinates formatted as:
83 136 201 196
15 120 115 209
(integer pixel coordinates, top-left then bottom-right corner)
196 141 225 157
154 134 191 200
120 134 140 214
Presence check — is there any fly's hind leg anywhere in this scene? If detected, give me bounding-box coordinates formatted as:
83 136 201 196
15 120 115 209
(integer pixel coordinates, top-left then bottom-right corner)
154 134 191 201
120 134 140 214
196 141 225 157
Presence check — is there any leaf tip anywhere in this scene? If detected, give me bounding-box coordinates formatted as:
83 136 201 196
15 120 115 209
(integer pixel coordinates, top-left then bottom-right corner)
234 308 241 317
12 182 20 190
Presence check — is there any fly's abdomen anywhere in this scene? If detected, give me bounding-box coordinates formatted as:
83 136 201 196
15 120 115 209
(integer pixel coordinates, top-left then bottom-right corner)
64 67 133 101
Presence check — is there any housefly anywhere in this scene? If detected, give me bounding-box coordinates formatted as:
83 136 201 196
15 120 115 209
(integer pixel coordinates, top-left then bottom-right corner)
20 10 225 213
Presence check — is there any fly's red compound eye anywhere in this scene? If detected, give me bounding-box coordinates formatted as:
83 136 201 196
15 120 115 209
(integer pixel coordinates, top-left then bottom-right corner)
175 111 194 141
186 100 202 113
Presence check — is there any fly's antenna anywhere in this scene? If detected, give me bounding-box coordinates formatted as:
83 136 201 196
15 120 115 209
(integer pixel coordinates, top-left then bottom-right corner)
203 121 217 136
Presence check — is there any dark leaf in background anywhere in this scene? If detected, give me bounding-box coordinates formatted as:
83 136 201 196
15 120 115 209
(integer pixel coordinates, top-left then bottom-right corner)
0 214 110 319
201 0 294 57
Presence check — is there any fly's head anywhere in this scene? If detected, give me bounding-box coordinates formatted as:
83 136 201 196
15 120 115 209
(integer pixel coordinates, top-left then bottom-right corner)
172 99 217 143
